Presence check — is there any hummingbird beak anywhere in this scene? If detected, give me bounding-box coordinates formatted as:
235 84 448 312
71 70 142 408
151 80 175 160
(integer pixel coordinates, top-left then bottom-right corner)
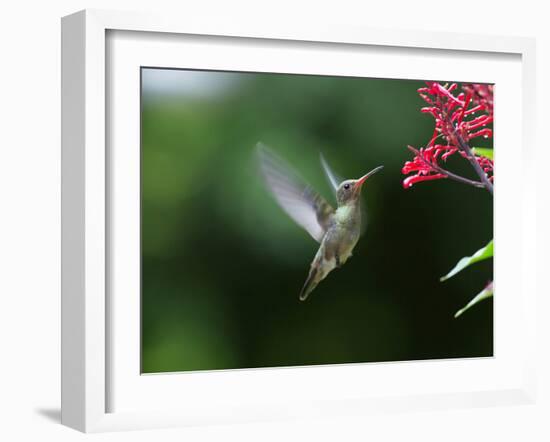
354 165 384 191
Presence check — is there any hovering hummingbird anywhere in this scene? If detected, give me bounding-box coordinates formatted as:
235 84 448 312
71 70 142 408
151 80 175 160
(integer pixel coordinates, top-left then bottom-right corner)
257 143 383 301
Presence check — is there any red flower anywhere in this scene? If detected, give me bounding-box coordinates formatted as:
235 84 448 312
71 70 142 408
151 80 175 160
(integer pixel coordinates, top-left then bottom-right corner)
476 155 494 183
403 173 447 189
462 84 494 116
401 145 448 188
418 82 493 147
403 82 494 189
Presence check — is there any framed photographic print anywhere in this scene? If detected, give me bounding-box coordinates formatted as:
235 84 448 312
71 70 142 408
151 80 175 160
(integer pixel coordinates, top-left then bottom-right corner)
61 9 538 432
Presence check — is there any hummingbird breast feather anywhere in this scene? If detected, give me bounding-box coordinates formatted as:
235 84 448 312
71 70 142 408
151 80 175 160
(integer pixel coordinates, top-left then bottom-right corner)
323 224 360 265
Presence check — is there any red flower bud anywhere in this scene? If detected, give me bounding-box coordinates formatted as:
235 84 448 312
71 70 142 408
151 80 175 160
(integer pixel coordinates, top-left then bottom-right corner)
403 173 447 188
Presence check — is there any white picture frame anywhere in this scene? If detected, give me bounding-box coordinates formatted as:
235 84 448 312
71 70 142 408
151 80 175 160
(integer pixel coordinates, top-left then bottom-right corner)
61 9 538 433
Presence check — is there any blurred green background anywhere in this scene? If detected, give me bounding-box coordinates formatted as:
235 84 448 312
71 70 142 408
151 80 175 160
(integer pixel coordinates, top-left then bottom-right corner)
141 68 493 373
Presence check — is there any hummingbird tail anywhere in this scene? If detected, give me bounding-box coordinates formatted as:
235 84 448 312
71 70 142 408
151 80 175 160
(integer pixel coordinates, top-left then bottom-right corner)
299 268 319 301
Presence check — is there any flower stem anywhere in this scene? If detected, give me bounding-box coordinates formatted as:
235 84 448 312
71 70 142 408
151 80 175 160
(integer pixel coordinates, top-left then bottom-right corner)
455 135 494 195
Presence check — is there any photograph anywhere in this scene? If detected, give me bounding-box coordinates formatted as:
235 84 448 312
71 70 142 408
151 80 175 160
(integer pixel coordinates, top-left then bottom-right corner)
140 68 494 374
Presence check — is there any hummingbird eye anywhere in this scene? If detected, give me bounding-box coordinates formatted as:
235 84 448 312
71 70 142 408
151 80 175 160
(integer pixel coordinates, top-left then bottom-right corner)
343 183 350 190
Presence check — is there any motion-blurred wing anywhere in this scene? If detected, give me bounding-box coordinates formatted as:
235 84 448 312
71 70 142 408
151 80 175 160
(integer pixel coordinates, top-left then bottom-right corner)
257 143 334 243
320 153 342 194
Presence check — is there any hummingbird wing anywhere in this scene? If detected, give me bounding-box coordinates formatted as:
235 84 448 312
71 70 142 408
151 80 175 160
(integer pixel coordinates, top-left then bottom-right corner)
320 153 342 194
257 143 334 243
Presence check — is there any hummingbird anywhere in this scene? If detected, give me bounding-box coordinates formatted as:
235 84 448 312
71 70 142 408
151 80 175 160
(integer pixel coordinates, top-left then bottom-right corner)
257 143 383 301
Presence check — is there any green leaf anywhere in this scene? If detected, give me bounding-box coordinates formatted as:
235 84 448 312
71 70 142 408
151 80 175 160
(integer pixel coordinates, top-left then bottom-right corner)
455 282 494 318
440 240 493 281
472 147 494 160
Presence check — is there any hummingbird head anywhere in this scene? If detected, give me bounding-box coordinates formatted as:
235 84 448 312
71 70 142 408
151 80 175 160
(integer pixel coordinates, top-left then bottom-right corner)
336 165 384 205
